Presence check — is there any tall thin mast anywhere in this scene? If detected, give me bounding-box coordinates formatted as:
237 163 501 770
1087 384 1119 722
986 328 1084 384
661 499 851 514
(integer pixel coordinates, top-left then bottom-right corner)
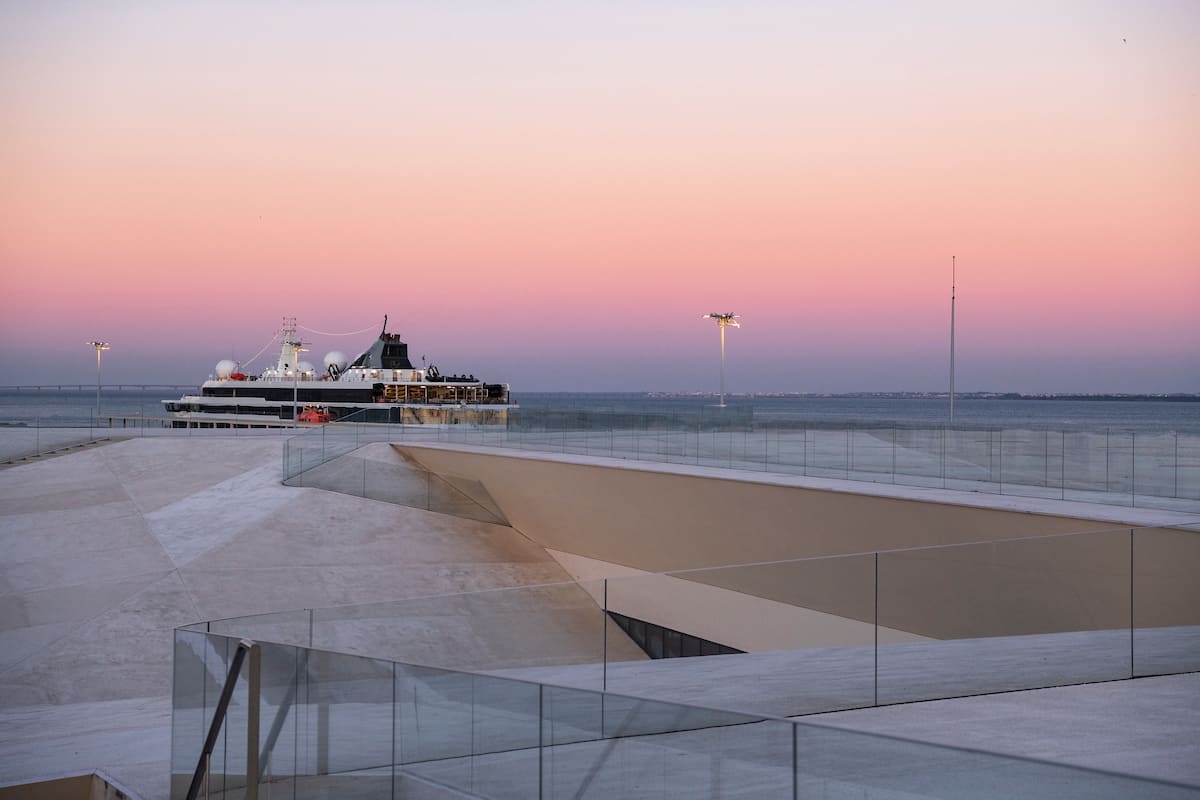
949 255 956 426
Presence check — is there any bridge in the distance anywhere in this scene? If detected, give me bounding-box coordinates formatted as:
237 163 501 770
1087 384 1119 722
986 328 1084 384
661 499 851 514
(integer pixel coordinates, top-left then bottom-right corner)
0 385 197 391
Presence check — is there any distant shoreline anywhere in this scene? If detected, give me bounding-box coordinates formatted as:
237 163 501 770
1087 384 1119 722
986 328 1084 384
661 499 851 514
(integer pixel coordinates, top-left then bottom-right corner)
646 392 1200 402
1 386 1197 403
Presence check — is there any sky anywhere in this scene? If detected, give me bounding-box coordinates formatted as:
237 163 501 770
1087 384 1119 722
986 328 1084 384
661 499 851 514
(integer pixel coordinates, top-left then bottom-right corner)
1 0 1197 392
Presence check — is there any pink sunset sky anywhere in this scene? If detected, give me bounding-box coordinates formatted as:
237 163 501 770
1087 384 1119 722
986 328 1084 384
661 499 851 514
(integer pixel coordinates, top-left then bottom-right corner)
1 1 1197 392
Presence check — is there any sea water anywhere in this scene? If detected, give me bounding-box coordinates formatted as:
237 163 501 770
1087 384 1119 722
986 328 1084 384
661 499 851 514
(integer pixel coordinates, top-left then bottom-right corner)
513 392 1200 432
1 387 1197 432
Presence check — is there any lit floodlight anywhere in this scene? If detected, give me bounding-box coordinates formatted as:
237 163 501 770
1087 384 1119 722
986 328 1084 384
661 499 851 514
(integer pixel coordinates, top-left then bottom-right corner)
702 313 741 407
86 341 111 417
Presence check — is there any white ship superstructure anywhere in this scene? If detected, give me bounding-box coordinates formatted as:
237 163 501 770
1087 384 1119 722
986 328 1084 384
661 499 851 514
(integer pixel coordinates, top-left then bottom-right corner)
164 317 510 427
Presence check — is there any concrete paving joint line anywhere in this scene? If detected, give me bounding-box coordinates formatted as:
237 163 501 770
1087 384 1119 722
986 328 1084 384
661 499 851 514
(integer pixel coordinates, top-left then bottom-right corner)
0 437 120 469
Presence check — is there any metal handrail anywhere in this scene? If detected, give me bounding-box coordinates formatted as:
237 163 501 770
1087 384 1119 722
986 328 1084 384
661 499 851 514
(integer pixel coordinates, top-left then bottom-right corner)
186 638 260 800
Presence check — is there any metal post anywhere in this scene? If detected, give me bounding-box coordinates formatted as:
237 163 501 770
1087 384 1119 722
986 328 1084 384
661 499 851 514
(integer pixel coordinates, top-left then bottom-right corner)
246 643 261 800
791 724 798 800
538 684 545 800
602 579 609 693
1131 432 1137 507
1106 428 1111 492
1130 529 1135 678
874 551 879 706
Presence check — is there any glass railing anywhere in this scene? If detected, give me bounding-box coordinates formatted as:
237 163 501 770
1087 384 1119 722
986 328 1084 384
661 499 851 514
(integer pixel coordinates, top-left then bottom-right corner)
192 521 1200 721
0 405 301 465
174 520 1200 800
281 408 1200 512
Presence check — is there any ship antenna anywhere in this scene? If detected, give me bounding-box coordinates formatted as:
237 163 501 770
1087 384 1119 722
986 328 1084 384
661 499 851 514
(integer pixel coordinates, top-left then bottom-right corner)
381 314 388 336
949 255 956 426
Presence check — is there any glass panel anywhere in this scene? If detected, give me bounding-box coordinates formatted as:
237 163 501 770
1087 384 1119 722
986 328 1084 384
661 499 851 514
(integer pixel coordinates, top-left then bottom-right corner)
1134 432 1178 506
1001 428 1059 499
807 427 849 478
170 629 214 800
743 428 768 472
944 427 995 492
313 581 608 690
288 442 368 498
256 641 301 795
611 409 637 458
848 427 894 481
212 636 245 799
893 426 944 487
1179 433 1200 502
1063 430 1109 503
1134 525 1200 677
542 684 793 799
362 451 432 509
1108 430 1135 506
395 666 541 800
298 650 394 793
769 425 808 476
877 530 1132 704
606 554 876 716
712 422 734 469
426 472 510 524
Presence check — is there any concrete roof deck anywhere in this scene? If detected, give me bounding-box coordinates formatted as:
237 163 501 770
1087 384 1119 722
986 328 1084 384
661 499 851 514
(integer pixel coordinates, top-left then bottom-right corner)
1 432 1197 797
0 434 570 798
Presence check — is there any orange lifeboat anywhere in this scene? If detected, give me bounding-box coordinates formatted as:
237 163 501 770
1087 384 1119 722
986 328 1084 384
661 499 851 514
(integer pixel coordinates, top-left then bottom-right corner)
297 406 333 424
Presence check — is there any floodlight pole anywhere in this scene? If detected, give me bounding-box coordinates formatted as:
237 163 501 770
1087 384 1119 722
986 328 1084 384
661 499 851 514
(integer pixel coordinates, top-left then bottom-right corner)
949 256 956 426
88 341 111 418
719 323 727 408
703 314 739 408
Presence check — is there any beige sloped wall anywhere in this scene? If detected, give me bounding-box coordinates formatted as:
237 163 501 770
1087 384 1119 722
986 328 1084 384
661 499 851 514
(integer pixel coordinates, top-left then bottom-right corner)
396 445 1200 640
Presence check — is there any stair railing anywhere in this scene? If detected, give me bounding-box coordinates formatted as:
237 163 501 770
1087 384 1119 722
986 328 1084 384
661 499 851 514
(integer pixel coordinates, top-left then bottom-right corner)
186 638 261 800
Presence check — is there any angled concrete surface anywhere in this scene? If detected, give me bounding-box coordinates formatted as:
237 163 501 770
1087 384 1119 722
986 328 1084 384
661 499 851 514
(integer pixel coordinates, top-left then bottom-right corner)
806 672 1200 787
0 434 572 799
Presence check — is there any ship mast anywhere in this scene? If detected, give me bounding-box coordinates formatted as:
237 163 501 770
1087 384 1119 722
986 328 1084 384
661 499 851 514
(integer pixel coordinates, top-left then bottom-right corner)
277 316 308 427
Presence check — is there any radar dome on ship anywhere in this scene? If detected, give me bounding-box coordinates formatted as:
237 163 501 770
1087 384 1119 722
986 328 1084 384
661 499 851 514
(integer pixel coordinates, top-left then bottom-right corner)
297 361 315 376
215 359 238 379
323 351 349 373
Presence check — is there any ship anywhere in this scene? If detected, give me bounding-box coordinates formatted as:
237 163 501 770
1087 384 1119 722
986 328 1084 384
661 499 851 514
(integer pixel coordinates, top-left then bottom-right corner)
163 316 511 427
